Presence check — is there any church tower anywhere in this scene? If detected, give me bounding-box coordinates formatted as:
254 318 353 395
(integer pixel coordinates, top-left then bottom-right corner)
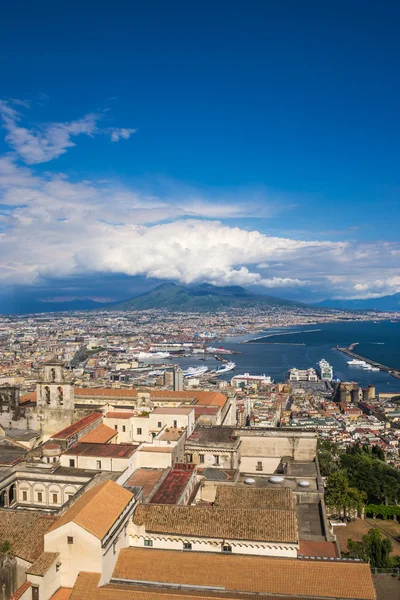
36 359 75 434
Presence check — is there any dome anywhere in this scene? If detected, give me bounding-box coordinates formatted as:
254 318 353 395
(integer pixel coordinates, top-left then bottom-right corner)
298 480 311 488
244 478 256 485
269 476 284 483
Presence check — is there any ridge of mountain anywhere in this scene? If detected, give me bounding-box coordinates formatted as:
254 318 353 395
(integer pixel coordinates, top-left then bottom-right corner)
315 292 400 312
103 282 307 311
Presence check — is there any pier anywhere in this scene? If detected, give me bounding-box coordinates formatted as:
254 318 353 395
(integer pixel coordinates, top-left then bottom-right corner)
334 344 400 379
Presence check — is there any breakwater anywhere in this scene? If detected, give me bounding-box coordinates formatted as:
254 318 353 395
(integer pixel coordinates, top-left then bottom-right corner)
335 344 400 379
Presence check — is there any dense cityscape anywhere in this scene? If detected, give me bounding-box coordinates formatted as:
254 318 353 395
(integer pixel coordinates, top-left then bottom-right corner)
0 306 399 600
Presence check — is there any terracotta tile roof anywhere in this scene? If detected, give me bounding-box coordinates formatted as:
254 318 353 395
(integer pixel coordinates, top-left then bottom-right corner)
214 486 294 510
149 469 193 504
47 480 133 540
51 412 102 440
0 510 57 562
10 581 31 600
69 572 332 600
50 589 72 600
20 391 37 404
149 391 227 407
152 407 194 415
133 504 298 543
125 469 165 499
26 551 59 576
64 442 138 458
112 548 377 600
105 411 136 419
75 388 137 398
80 424 117 443
298 540 339 558
139 446 173 453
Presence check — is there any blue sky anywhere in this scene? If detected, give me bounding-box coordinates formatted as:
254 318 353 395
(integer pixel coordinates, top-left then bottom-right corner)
0 1 399 305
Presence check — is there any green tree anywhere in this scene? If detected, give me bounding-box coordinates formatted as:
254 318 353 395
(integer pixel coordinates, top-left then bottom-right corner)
371 445 385 462
347 529 392 568
325 471 366 518
0 540 12 555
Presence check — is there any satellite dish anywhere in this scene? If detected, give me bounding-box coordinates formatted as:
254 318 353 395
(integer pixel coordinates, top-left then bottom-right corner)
244 478 256 485
298 480 311 488
269 476 284 483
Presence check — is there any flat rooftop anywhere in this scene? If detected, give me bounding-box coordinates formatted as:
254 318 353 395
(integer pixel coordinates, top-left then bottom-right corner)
64 442 138 458
124 469 165 499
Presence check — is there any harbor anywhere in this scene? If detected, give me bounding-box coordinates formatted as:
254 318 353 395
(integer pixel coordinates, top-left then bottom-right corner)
335 343 400 380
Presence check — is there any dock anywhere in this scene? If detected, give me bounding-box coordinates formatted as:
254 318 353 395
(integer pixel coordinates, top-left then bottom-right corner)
334 344 400 379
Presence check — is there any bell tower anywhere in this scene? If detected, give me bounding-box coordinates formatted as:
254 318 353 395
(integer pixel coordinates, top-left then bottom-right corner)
36 359 75 434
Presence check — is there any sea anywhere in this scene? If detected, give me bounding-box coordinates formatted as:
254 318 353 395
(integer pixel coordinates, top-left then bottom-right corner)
173 320 400 393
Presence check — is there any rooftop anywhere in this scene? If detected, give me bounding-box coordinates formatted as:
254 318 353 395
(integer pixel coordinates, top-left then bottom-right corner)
80 424 118 444
26 551 59 576
51 412 102 440
214 485 294 510
105 411 136 419
74 387 137 398
64 442 138 458
47 480 133 540
124 469 166 499
149 468 193 504
111 548 376 600
152 407 194 415
186 427 239 446
0 510 57 562
133 504 298 543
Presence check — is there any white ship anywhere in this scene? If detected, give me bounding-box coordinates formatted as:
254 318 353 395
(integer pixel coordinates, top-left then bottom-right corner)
183 366 209 378
347 359 367 366
148 369 165 376
212 361 236 375
135 351 171 360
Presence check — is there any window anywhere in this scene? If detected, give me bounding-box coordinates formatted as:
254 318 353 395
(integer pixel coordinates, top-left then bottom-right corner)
137 428 142 435
67 536 73 544
113 542 117 555
144 539 153 547
96 460 102 469
199 454 204 464
22 491 28 501
122 425 126 433
52 493 58 504
186 454 193 463
37 492 43 503
256 461 263 471
183 542 192 551
215 455 220 465
158 421 162 428
173 420 177 428
67 493 74 501
69 459 75 467
31 585 39 600
222 545 232 553
114 425 118 430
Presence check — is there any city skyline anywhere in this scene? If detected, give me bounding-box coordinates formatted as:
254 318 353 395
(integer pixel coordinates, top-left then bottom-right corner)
1 2 400 308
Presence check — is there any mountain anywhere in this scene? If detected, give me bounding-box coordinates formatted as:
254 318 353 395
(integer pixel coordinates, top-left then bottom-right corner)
315 292 400 312
104 282 306 311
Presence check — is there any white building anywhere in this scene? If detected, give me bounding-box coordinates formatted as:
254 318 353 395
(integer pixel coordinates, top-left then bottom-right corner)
288 368 318 382
231 373 273 388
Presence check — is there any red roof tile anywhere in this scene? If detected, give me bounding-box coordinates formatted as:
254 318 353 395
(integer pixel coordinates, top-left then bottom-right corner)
149 469 193 504
51 413 102 440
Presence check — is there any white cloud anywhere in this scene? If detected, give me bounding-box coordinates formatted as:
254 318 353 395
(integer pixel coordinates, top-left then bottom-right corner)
0 101 399 299
0 100 136 164
109 127 137 142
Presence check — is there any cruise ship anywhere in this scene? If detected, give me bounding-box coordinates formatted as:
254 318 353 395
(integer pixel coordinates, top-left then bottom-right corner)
212 361 236 376
183 366 209 378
